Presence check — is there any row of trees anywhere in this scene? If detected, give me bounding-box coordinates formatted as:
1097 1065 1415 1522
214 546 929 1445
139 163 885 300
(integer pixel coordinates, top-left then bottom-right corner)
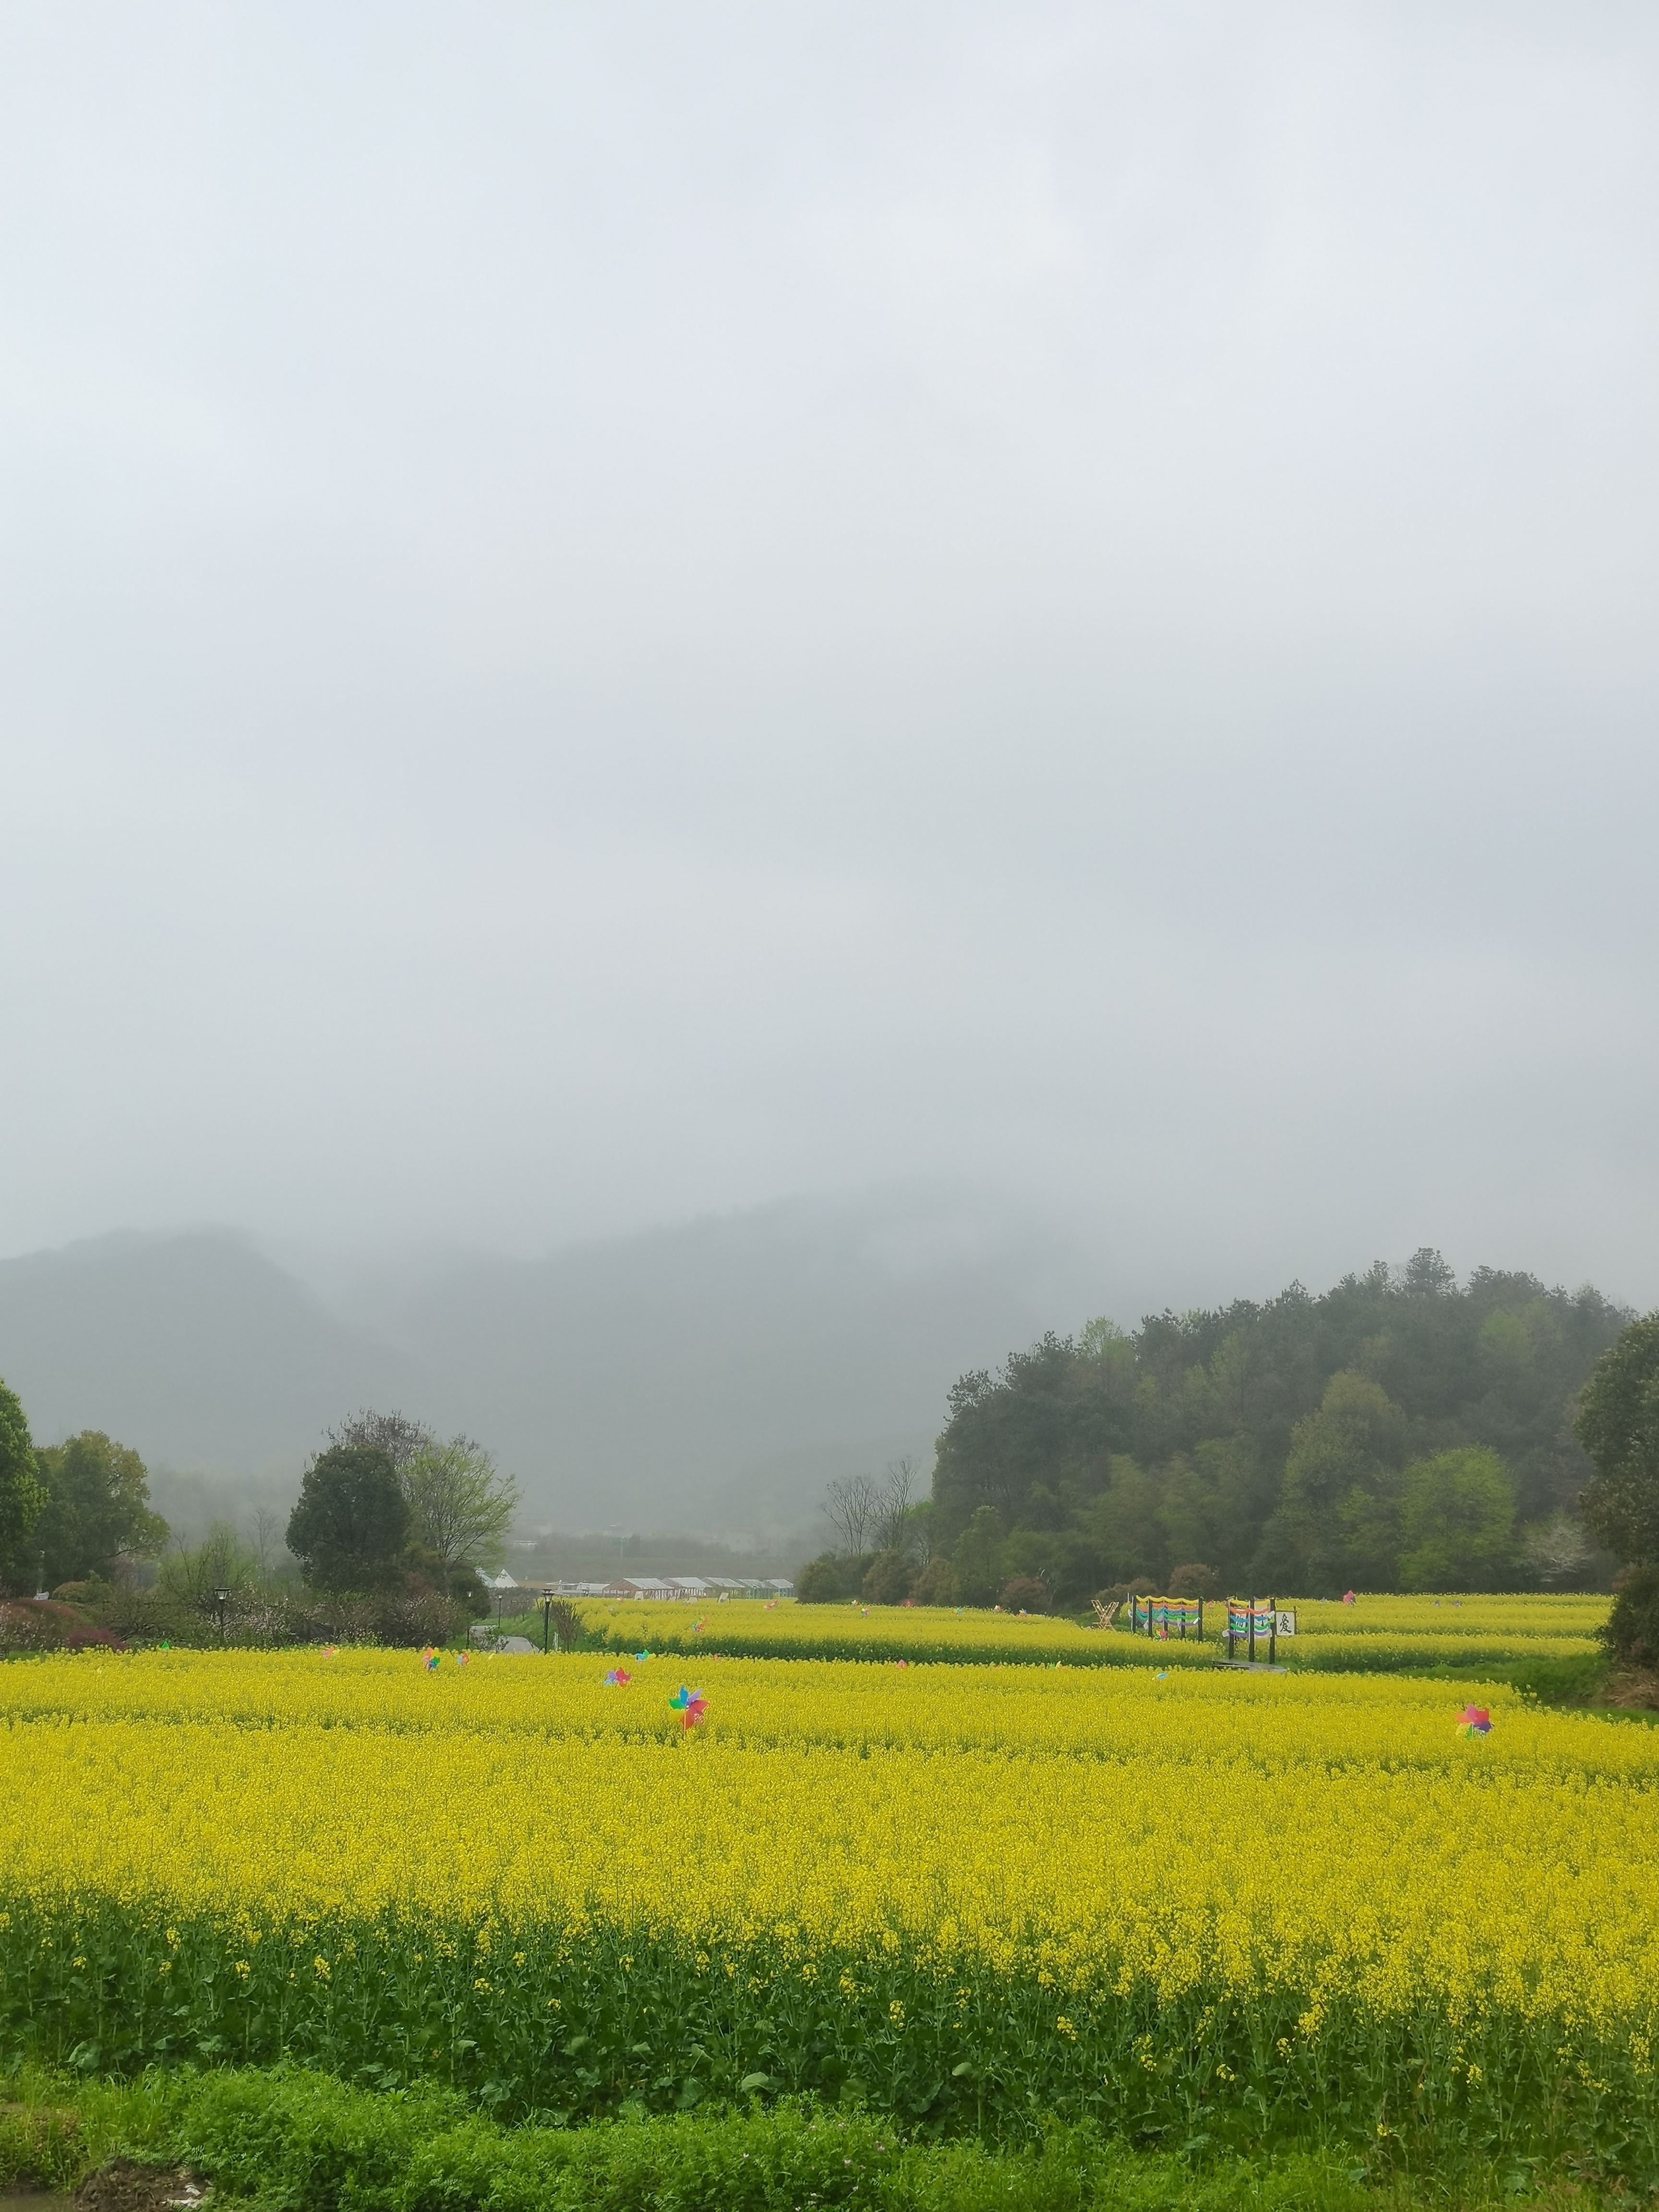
0 1379 519 1634
800 1254 1637 1607
0 1381 169 1593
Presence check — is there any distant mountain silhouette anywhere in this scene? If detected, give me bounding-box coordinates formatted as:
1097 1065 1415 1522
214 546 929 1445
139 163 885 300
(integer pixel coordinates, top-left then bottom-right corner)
0 1230 418 1479
0 1196 1103 1537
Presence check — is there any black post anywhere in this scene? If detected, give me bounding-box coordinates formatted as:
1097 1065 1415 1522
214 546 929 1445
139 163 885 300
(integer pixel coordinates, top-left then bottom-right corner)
1269 1597 1277 1667
1248 1596 1256 1665
1198 1597 1204 1644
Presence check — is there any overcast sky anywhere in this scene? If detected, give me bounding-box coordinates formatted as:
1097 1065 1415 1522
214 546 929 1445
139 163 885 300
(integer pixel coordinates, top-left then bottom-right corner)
3 0 1657 1311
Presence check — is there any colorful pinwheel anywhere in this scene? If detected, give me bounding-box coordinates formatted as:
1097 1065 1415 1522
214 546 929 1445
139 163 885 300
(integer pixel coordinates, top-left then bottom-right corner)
1342 1591 1356 1605
422 1647 440 1672
604 1668 632 1687
636 1649 651 1662
1456 1705 1492 1739
669 1685 707 1728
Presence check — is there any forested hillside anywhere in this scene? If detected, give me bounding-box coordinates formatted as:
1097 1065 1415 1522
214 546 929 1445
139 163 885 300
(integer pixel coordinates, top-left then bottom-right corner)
921 1251 1630 1604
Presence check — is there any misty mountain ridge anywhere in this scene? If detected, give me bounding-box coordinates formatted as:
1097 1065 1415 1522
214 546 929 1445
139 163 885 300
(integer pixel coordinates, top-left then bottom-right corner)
0 1193 1104 1539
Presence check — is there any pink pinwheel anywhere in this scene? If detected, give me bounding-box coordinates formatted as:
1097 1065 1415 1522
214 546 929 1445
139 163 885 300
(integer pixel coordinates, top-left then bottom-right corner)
604 1668 632 1687
669 1685 707 1728
1342 1591 1356 1604
1455 1705 1492 1740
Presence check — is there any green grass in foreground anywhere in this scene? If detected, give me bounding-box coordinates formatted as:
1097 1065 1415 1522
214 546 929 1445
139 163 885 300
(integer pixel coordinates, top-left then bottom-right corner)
0 2067 1639 2212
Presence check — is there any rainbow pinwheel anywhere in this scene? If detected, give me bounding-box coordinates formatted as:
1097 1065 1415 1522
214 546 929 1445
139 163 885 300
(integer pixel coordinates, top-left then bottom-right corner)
422 1648 440 1672
669 1685 708 1728
1456 1705 1492 1740
604 1668 632 1686
636 1649 651 1662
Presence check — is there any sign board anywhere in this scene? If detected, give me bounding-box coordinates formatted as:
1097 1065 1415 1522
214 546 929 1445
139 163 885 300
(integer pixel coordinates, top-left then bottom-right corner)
1275 1610 1296 1636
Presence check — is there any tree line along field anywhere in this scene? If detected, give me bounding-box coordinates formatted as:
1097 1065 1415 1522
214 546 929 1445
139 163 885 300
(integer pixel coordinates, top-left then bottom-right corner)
843 1256 1632 1611
1 1613 1656 2201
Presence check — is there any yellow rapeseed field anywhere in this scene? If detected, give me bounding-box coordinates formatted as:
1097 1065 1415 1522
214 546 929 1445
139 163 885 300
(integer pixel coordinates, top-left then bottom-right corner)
569 1591 1607 1674
0 1637 1648 2163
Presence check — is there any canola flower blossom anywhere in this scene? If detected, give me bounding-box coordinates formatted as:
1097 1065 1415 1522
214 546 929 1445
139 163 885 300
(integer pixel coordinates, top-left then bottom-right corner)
560 1593 1606 1674
0 1632 1650 2167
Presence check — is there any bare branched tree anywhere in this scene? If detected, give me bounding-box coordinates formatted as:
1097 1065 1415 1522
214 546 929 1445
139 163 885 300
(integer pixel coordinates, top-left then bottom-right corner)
318 1408 433 1474
247 1506 282 1587
872 1457 918 1552
823 1472 879 1558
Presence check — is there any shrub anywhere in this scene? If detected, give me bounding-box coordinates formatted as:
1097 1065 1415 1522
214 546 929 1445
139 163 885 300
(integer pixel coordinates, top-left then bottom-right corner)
911 1558 959 1606
860 1551 916 1605
0 1599 79 1654
1095 1579 1155 1607
793 1554 845 1604
1168 1562 1222 1599
1606 1565 1659 1668
998 1575 1049 1614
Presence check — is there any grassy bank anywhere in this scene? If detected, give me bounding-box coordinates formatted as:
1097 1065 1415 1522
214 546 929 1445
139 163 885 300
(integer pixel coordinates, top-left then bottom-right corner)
0 2064 1635 2211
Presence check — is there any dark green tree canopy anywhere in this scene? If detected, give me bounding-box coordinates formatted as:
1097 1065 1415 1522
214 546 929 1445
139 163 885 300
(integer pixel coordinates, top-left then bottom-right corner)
285 1444 411 1592
35 1431 168 1588
1575 1313 1659 1566
912 1254 1627 1606
0 1375 45 1594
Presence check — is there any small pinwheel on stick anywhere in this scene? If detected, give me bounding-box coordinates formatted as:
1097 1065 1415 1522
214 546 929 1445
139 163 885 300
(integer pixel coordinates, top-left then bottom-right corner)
669 1685 708 1729
1455 1705 1492 1739
603 1668 632 1686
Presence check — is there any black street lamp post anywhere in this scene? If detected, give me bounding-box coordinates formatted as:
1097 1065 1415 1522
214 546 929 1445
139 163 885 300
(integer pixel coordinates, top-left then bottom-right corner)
541 1587 557 1654
213 1587 230 1644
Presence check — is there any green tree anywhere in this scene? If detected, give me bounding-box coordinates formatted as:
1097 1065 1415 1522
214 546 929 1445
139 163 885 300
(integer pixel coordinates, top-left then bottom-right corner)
1080 1458 1167 1586
34 1431 168 1588
1575 1314 1659 1565
0 1376 45 1594
951 1504 1006 1606
402 1437 519 1586
286 1444 410 1592
1397 1446 1516 1590
1257 1371 1407 1591
794 1552 845 1603
861 1549 916 1604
